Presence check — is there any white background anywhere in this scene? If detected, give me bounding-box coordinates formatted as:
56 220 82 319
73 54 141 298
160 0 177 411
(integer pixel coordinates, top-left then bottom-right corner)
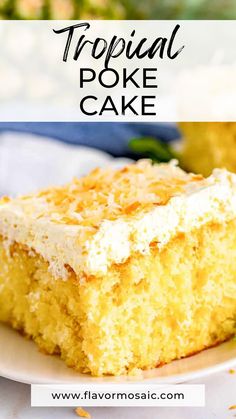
0 20 236 121
1 372 236 419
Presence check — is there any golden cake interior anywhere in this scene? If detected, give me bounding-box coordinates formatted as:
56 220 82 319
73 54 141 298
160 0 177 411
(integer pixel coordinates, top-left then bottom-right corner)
0 219 236 376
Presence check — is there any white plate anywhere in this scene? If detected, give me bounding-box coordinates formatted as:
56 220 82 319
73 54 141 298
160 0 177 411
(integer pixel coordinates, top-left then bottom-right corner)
1 324 236 385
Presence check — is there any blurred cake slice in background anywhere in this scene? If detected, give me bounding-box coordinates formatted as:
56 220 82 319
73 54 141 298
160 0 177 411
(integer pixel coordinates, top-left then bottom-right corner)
179 122 236 176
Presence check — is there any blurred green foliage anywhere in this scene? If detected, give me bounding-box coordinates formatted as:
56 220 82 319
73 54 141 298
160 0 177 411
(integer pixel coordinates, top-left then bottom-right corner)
129 137 177 163
123 0 236 19
1 0 236 19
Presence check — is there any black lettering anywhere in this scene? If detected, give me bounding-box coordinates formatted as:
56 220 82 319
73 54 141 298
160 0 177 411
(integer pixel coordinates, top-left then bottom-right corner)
80 68 96 88
122 96 138 115
167 24 184 59
123 68 140 88
143 68 158 88
80 96 97 115
74 36 93 60
105 36 125 68
53 23 90 62
92 37 107 59
141 95 156 115
99 69 119 88
99 96 118 115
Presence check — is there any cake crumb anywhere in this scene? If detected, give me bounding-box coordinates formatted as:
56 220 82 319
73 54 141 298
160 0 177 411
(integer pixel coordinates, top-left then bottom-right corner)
127 367 143 377
229 369 235 374
229 405 236 410
75 407 91 418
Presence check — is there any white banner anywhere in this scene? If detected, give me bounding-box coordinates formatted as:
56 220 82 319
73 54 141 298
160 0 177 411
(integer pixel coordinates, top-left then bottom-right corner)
0 20 235 121
31 384 205 407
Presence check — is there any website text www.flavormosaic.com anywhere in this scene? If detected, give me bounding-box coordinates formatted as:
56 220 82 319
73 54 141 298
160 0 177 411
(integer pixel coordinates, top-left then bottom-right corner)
31 384 205 407
51 389 184 401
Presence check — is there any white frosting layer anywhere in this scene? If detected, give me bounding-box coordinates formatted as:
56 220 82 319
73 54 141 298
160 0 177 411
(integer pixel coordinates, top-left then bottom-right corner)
1 167 236 278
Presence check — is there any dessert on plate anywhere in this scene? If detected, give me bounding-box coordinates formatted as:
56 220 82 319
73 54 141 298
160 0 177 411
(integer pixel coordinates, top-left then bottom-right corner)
0 160 236 376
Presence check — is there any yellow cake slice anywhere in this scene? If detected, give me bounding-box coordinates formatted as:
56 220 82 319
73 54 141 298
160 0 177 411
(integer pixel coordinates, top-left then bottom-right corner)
0 160 236 376
179 122 236 176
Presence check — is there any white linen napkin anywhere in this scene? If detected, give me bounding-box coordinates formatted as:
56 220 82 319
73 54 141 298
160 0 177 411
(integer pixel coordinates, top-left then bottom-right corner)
0 132 132 196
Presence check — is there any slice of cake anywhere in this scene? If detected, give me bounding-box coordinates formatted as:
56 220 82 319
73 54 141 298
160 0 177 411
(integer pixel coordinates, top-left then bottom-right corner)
179 122 236 176
0 160 236 376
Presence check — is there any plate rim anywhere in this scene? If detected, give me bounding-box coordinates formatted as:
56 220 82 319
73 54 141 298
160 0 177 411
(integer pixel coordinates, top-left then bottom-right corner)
1 325 236 385
2 358 236 385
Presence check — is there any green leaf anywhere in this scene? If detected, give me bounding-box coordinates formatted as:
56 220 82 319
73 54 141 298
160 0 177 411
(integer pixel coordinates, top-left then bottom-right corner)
128 136 178 163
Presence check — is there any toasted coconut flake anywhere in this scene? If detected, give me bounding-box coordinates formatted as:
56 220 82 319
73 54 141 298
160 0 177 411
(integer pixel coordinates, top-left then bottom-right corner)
12 160 198 228
75 407 91 418
0 161 206 236
0 196 10 204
